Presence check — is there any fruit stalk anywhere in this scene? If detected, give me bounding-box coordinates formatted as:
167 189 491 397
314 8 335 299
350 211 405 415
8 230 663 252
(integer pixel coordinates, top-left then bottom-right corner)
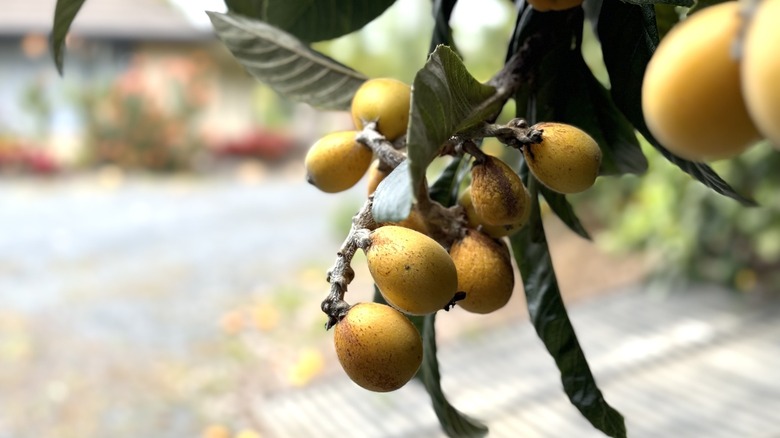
416 183 468 248
322 198 376 329
356 121 406 170
457 119 544 155
486 118 544 151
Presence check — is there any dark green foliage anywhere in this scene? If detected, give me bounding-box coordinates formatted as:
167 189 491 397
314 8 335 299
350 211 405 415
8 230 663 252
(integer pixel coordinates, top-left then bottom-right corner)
224 0 396 42
419 313 489 437
208 12 367 111
407 46 501 195
540 186 591 240
430 0 460 54
51 0 87 75
512 8 648 176
511 178 626 438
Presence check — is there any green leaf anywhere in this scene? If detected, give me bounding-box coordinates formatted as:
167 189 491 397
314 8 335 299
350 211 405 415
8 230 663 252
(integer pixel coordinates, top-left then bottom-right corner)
428 157 465 207
267 0 395 42
513 8 648 176
430 0 459 55
208 11 367 111
594 0 755 205
654 3 682 39
224 0 265 17
539 186 591 240
372 160 413 223
50 0 87 75
225 0 396 42
591 0 658 129
510 178 626 438
584 72 648 175
407 46 502 195
419 313 489 438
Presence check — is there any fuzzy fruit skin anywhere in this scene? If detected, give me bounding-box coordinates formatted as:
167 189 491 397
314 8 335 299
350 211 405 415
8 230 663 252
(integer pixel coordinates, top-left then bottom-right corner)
524 122 601 194
526 0 582 11
351 78 411 141
742 0 780 148
334 302 422 392
304 131 373 193
642 2 761 161
366 225 458 315
450 230 514 314
470 155 531 226
458 187 527 238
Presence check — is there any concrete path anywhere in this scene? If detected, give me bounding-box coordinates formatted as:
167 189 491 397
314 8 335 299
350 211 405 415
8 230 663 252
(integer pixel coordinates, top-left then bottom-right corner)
257 285 780 438
1 173 778 438
0 172 356 437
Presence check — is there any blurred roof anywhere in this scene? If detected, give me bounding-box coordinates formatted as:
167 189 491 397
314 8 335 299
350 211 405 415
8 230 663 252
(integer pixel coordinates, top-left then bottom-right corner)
1 0 213 41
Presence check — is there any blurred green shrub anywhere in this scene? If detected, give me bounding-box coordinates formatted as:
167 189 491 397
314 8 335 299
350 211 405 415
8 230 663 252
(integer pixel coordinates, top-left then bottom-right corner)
76 52 213 171
577 140 780 294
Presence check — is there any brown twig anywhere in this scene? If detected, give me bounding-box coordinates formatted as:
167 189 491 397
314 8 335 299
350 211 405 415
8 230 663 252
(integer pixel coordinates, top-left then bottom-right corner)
356 122 406 169
321 198 376 329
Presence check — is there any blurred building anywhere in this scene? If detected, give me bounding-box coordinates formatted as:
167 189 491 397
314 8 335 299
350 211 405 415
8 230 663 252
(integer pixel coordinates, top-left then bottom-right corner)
0 0 277 171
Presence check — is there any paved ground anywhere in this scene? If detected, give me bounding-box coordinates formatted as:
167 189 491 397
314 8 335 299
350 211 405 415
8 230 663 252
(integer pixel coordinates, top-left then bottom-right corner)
0 168 353 437
0 170 777 437
258 284 780 438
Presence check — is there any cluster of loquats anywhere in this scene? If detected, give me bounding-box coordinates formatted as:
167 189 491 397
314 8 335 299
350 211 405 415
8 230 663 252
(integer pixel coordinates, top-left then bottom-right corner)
303 78 410 193
304 77 604 393
303 77 432 392
455 123 600 313
642 0 780 162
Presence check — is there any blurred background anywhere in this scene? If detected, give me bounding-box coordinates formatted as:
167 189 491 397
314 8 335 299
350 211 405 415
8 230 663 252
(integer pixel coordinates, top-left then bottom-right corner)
1 0 778 437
